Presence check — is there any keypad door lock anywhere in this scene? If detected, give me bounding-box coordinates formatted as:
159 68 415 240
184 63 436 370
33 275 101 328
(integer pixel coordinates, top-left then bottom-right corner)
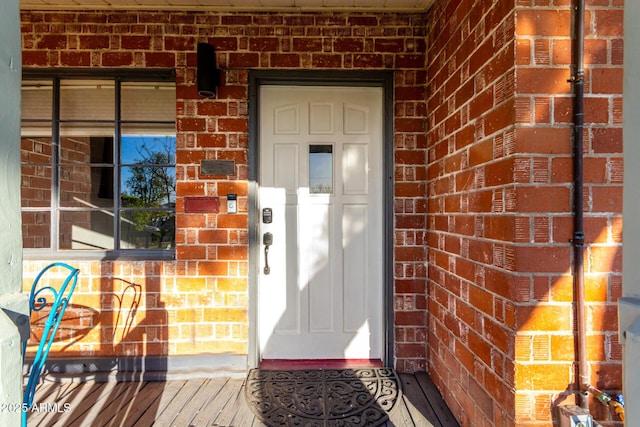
262 208 272 224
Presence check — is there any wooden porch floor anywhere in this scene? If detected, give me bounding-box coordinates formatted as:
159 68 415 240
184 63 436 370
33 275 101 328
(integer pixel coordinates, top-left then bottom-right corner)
27 372 459 426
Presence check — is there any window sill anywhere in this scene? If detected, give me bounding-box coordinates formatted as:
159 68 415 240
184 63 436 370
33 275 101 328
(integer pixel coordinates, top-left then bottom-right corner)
22 249 176 262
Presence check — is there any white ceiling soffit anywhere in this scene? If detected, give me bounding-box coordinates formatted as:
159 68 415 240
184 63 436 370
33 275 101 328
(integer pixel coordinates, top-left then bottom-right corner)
20 0 436 12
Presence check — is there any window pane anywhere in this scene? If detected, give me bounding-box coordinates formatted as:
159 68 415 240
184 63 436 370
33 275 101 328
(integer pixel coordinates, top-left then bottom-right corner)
60 122 114 139
60 80 115 121
121 166 176 208
59 166 114 208
21 165 52 208
22 136 53 208
22 136 53 164
22 212 51 249
121 82 176 122
60 135 114 165
21 121 52 138
59 210 115 250
121 135 175 165
309 145 333 194
120 210 175 249
121 122 176 136
60 135 91 164
121 135 176 208
22 80 53 120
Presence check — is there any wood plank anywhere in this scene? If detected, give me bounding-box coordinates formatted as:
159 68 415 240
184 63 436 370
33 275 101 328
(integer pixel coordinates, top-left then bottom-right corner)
23 373 459 427
29 381 71 409
250 415 270 427
171 378 228 426
214 379 252 426
46 382 116 426
387 392 419 427
27 381 79 426
23 381 69 425
52 381 82 401
132 380 186 427
399 373 441 427
82 382 146 426
108 381 166 426
63 382 134 427
196 378 242 426
151 378 207 426
414 372 460 427
227 385 259 427
31 381 71 403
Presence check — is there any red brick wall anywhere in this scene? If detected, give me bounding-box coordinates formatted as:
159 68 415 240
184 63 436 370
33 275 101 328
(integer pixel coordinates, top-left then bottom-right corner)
21 5 624 423
20 11 429 368
426 0 623 425
21 135 94 249
426 0 519 423
21 136 52 248
515 1 623 425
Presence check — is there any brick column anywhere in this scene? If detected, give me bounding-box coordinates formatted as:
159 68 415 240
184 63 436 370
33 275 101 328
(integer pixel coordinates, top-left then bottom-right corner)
426 0 623 424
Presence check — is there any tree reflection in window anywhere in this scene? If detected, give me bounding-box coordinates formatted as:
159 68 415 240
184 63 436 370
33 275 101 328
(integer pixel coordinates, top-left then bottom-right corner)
120 135 176 249
20 74 176 253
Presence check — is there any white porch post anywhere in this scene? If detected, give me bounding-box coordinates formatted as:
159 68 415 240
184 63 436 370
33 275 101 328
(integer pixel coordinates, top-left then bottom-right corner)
0 0 28 425
623 1 640 425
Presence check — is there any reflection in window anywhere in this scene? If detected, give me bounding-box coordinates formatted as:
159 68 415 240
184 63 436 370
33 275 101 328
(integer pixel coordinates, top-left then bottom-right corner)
310 145 333 194
121 135 176 208
20 73 176 254
120 211 175 250
59 210 115 250
120 135 176 249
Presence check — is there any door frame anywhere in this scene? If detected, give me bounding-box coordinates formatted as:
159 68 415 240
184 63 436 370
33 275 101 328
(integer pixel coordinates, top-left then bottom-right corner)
247 70 395 369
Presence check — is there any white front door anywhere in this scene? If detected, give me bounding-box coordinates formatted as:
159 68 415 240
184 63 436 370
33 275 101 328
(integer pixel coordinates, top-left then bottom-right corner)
258 85 384 360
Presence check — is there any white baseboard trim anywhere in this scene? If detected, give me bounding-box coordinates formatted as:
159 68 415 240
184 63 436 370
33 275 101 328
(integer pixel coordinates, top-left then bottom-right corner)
25 353 248 382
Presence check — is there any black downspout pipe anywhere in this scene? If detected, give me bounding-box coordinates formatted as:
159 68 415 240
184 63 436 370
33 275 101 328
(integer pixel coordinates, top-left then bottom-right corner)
571 0 589 411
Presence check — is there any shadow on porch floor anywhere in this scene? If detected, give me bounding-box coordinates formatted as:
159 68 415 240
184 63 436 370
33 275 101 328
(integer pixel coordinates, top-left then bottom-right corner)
27 372 459 426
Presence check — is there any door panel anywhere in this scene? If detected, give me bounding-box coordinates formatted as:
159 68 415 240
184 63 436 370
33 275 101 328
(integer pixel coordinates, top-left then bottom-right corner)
343 203 368 332
258 85 383 360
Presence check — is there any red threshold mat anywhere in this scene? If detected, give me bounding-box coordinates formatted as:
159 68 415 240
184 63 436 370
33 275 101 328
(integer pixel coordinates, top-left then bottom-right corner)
258 359 384 370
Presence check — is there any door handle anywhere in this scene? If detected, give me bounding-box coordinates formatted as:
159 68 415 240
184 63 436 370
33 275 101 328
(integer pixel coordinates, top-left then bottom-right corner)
263 232 273 275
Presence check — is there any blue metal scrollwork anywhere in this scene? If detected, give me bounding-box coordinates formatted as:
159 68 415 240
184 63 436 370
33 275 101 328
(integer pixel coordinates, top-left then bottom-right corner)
22 262 79 427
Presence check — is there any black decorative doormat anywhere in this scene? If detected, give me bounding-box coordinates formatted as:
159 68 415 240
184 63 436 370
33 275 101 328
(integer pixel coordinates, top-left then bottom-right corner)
245 368 401 426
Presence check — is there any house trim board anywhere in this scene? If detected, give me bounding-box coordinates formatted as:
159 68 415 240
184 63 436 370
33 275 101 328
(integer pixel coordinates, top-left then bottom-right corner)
28 354 248 381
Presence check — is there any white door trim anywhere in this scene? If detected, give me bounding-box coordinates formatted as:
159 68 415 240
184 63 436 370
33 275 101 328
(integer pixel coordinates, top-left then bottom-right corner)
247 70 395 369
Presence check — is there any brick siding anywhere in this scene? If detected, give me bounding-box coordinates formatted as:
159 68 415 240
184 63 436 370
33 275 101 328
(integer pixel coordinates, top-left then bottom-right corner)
19 3 624 424
426 0 623 425
20 10 429 367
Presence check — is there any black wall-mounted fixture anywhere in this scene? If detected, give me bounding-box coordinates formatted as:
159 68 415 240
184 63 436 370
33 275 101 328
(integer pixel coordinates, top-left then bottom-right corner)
197 42 220 98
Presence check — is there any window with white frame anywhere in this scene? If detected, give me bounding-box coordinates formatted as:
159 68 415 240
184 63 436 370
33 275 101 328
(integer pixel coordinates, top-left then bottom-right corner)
21 71 176 257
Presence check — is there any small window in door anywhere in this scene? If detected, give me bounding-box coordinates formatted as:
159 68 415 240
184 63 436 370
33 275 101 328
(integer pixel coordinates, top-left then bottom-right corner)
309 144 333 194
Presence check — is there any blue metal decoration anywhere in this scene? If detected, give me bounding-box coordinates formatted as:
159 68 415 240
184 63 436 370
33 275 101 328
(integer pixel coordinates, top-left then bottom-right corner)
22 262 79 426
